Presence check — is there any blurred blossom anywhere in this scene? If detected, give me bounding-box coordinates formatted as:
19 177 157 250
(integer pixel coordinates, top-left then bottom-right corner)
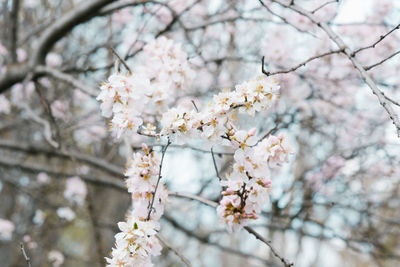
0 94 11 114
10 82 35 106
73 124 107 145
63 176 87 206
56 207 76 221
72 89 89 106
17 48 27 62
48 250 65 267
25 0 40 8
33 209 46 225
45 53 63 67
154 6 173 24
38 77 51 87
0 42 7 55
112 9 133 25
0 219 15 241
23 235 38 249
37 172 50 184
50 100 70 122
78 165 90 175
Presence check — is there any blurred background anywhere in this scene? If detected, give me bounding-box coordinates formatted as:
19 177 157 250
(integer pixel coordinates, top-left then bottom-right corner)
1 0 400 266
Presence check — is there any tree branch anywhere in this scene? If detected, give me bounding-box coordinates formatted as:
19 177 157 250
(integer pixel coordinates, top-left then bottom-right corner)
263 0 400 137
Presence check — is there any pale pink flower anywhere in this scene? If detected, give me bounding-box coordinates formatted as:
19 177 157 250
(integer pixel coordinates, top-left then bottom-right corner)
0 218 15 241
0 94 11 114
50 100 70 122
45 53 63 67
64 176 87 206
48 250 64 267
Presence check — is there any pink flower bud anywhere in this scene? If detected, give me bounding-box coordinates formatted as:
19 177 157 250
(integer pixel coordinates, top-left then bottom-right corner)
268 135 279 145
142 143 148 151
248 127 257 136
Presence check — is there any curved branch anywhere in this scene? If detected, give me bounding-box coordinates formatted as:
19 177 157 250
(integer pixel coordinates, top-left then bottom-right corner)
31 0 114 65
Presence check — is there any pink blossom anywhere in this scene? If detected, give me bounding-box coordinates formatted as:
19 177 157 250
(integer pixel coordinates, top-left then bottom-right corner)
0 218 15 241
45 53 63 67
0 94 11 114
63 176 87 206
50 100 70 122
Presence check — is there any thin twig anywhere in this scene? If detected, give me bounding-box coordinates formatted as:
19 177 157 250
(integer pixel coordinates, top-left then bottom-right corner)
191 100 199 112
364 50 400 71
244 226 294 267
262 49 343 76
352 23 400 55
211 147 222 180
147 138 171 220
310 0 338 14
109 46 132 74
157 234 193 267
20 243 32 267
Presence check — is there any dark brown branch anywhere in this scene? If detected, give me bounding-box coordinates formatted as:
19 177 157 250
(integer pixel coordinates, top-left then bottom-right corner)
353 23 400 55
108 46 132 74
364 50 400 71
262 49 343 76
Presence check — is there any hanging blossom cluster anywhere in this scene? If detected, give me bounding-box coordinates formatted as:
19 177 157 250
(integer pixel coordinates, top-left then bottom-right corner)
98 36 293 266
218 131 293 231
97 36 194 138
106 144 166 267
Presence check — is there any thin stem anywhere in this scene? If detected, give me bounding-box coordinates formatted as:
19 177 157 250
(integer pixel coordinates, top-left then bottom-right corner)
20 243 32 267
147 138 171 220
109 46 132 74
157 234 193 267
211 147 222 180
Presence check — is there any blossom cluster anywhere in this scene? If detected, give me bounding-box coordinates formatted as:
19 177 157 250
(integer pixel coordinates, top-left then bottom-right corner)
217 131 293 231
97 37 292 265
106 217 162 267
106 144 166 267
63 176 87 206
124 144 168 221
160 76 280 143
97 37 194 139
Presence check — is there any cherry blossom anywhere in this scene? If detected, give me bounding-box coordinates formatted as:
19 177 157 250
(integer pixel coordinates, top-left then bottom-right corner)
0 94 11 114
0 218 15 241
48 250 65 267
63 176 87 206
56 207 76 221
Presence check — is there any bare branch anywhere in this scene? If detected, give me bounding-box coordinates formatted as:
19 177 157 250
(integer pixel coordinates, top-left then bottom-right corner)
211 147 222 180
31 0 113 65
109 46 132 74
35 65 98 97
353 23 400 55
20 243 32 267
262 49 344 76
364 50 400 71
